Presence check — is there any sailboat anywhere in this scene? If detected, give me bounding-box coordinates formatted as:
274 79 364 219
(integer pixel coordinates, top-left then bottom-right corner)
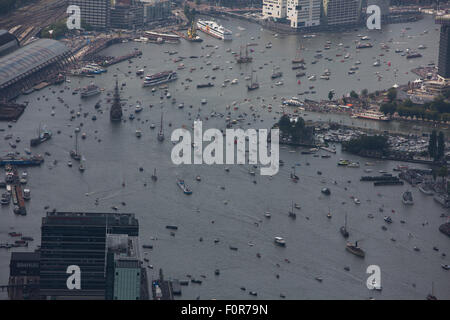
247 70 259 91
292 47 304 64
151 168 158 181
290 167 299 182
288 201 296 219
426 282 437 300
340 213 349 238
70 129 81 161
79 156 86 172
157 113 164 142
236 45 252 63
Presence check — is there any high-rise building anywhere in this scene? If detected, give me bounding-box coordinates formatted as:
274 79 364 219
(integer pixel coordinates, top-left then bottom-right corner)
287 0 321 28
69 0 111 29
111 0 144 29
141 0 172 24
8 252 40 300
437 15 450 79
106 234 142 300
39 212 139 300
323 0 361 26
263 0 288 19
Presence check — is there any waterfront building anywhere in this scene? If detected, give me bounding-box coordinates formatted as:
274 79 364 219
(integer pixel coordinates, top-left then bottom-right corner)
367 0 390 23
39 212 139 299
111 0 144 29
323 0 361 27
141 0 171 24
106 234 142 300
287 0 321 28
8 252 40 300
263 0 288 19
68 0 111 30
0 39 71 101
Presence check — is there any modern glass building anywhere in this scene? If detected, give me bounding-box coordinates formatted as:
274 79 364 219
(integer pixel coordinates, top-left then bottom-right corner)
39 212 139 300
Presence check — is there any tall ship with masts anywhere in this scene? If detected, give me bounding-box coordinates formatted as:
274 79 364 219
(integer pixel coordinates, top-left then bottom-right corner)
247 70 259 91
110 79 123 122
157 113 164 141
236 45 252 63
292 47 305 64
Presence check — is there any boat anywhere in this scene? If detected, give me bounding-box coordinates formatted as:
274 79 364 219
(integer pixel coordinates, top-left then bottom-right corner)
407 52 422 59
197 83 214 88
0 155 44 166
340 214 349 238
247 70 259 91
157 113 164 141
79 157 86 172
135 129 142 138
402 190 414 205
354 198 361 204
274 237 286 247
356 43 373 49
442 264 450 270
288 201 296 219
290 167 299 182
236 45 252 63
177 179 192 195
185 20 203 42
338 159 350 166
143 71 177 87
135 103 143 113
321 188 330 195
271 71 283 79
80 83 101 98
197 20 232 41
30 124 52 147
373 60 381 67
145 31 180 43
23 188 30 200
353 111 390 121
136 69 144 76
70 130 81 161
346 241 365 258
151 168 157 181
384 216 393 224
110 79 123 122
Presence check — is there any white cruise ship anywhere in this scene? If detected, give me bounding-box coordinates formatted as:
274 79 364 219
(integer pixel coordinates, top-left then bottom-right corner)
197 20 232 41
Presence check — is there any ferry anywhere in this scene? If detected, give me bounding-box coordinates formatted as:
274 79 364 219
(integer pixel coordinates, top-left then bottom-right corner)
0 155 44 166
353 111 390 121
197 20 232 41
143 71 177 87
81 83 101 98
145 31 180 43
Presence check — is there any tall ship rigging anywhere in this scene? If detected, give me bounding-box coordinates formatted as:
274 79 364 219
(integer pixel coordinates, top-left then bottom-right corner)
236 45 252 63
110 79 123 122
157 112 164 142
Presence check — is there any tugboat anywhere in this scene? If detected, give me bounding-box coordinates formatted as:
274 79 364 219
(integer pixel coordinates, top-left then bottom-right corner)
340 214 349 238
177 179 192 195
30 124 52 147
402 190 414 205
346 241 365 258
110 79 123 122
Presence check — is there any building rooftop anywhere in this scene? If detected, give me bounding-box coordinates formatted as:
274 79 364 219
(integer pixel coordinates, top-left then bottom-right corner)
0 38 69 89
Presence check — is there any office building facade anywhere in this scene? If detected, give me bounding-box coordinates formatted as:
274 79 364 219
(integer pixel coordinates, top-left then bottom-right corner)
263 0 287 19
39 212 139 299
323 0 361 26
287 0 321 28
142 0 172 24
69 0 111 29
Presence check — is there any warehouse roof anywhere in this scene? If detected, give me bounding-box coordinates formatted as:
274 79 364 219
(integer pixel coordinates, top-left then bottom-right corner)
0 38 70 88
0 30 19 47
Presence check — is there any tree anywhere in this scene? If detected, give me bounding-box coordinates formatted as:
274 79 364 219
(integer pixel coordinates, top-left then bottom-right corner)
350 90 358 99
278 114 291 134
437 131 445 161
361 88 368 97
428 130 437 159
380 102 397 115
328 90 334 101
387 88 397 102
